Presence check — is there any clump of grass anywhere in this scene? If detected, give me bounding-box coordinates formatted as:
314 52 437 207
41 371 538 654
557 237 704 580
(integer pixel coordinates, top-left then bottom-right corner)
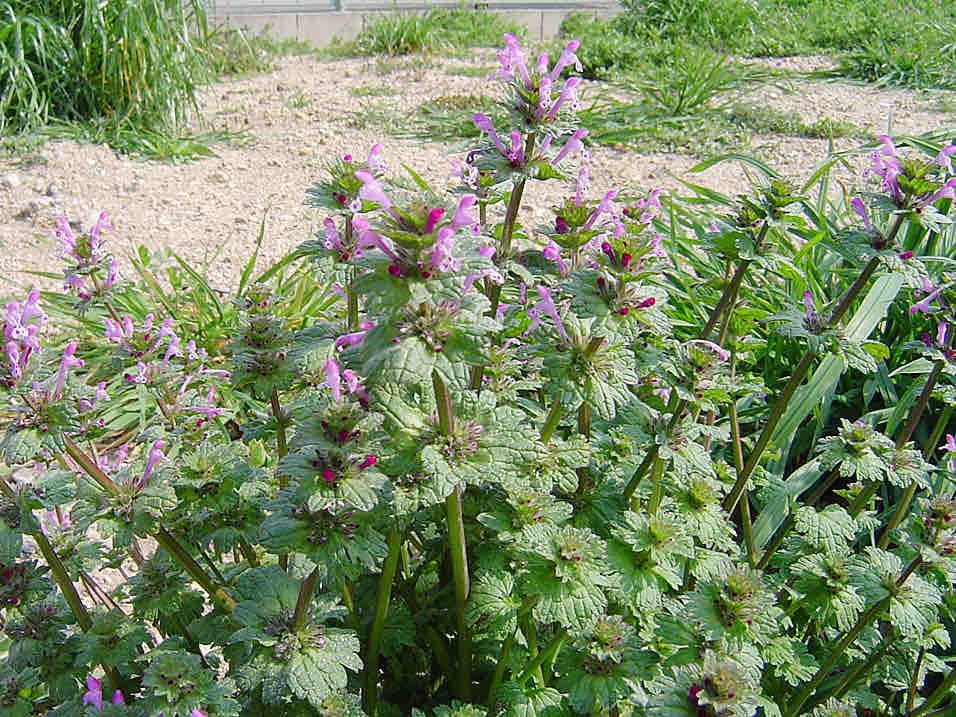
602 0 956 89
444 64 495 78
348 85 400 98
345 7 525 57
203 24 313 77
727 103 869 140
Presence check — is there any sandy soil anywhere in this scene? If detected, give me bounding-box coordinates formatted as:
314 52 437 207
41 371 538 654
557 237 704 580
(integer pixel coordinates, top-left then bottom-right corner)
1 50 953 296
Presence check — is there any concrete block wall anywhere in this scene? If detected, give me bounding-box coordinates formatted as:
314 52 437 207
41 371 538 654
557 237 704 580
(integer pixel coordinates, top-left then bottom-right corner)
206 3 619 46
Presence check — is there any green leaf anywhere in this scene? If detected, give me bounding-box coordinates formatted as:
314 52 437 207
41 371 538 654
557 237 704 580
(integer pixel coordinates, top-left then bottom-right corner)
286 632 363 708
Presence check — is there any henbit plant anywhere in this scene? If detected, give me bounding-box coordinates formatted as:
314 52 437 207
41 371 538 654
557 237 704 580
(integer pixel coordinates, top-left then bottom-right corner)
3 31 956 717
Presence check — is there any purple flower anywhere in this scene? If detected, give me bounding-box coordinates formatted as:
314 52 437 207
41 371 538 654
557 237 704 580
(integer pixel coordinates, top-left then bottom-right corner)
472 114 507 156
463 245 503 293
186 386 221 420
584 190 620 230
547 77 582 120
104 258 118 290
551 128 589 166
497 33 531 88
938 321 949 347
112 691 125 706
549 40 583 82
573 166 589 207
355 170 393 212
336 322 375 349
935 141 955 175
850 197 875 235
865 136 903 202
686 339 730 361
140 440 165 486
79 381 111 412
325 357 342 402
910 285 945 315
54 342 83 398
323 218 342 252
524 285 569 342
450 194 477 230
124 361 149 385
191 710 207 717
802 290 815 322
82 676 103 710
917 177 956 209
341 369 369 406
536 76 553 118
367 143 386 173
508 130 525 167
429 226 461 274
542 239 568 275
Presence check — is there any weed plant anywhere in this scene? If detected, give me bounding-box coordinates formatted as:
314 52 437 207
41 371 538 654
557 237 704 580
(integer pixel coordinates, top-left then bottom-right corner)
567 0 956 89
3 31 956 717
342 7 525 57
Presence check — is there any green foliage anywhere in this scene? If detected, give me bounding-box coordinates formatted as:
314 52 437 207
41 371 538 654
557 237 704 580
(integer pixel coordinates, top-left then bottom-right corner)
348 7 525 57
3 27 956 717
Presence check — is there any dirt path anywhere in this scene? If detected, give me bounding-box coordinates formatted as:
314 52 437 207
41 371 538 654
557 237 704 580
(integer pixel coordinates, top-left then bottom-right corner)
1 50 953 295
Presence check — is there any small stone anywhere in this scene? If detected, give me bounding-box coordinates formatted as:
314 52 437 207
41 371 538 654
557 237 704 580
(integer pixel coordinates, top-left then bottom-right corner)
15 200 41 219
1 173 21 190
45 183 58 198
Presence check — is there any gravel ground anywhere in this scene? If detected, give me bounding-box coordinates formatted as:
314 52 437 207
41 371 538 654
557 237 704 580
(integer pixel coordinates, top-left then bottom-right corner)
1 50 953 296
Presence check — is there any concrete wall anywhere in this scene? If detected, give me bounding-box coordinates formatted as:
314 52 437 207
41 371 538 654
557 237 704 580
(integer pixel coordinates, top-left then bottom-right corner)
206 3 619 46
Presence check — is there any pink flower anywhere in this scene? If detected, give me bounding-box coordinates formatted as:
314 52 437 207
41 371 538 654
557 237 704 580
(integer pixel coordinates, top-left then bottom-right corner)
573 166 589 207
82 676 102 710
918 177 956 209
686 339 730 361
910 285 945 315
429 226 461 274
938 321 948 347
549 40 583 82
584 190 620 230
547 77 582 120
140 440 165 486
424 207 445 235
935 141 955 175
551 128 589 166
523 285 569 342
355 170 392 212
325 357 342 402
472 114 507 156
542 239 567 275
536 76 553 118
463 245 503 293
54 342 83 398
367 143 385 173
336 322 375 349
850 197 876 235
450 194 477 230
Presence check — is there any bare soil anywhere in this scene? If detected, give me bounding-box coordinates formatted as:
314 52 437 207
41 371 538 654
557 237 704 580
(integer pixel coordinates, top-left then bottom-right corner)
1 50 953 295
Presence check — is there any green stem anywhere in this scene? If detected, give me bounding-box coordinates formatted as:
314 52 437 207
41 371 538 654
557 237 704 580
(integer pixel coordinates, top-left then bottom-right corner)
539 397 564 443
923 405 953 460
577 402 590 440
270 386 290 571
517 627 568 687
786 556 919 717
485 628 517 717
270 386 288 466
624 446 659 503
878 360 945 548
909 662 956 716
729 399 757 566
647 455 665 514
238 538 260 567
363 531 402 715
154 528 236 612
63 436 117 494
445 486 472 700
292 567 320 632
907 647 925 713
822 630 894 704
519 613 543 688
34 526 91 631
726 248 888 516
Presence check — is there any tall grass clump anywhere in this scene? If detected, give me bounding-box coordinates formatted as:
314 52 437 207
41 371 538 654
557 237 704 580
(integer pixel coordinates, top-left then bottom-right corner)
0 0 208 140
349 6 525 57
590 0 956 89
